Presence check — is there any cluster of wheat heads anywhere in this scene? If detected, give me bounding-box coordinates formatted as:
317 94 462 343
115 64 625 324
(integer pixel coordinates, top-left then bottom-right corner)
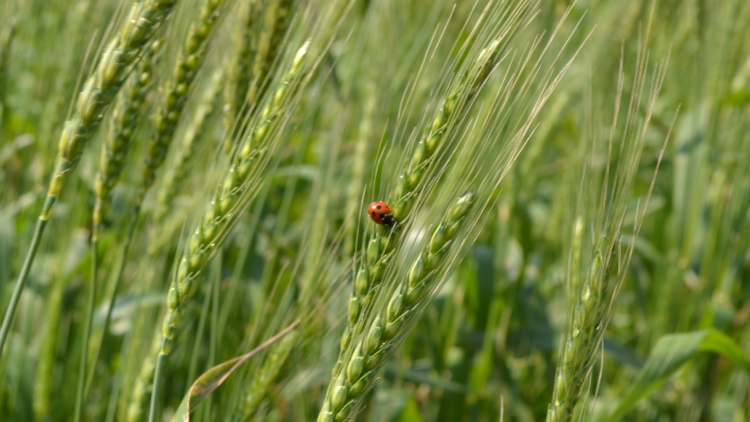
0 0 180 356
6 0 743 421
317 1 598 420
547 28 675 421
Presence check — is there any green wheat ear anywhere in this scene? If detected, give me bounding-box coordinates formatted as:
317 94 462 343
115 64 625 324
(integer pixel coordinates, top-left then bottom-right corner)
144 40 312 422
546 40 672 422
246 0 294 110
94 38 161 237
223 0 294 153
138 0 228 203
154 68 223 228
158 40 311 358
0 0 180 358
232 330 298 422
330 34 504 385
319 191 476 422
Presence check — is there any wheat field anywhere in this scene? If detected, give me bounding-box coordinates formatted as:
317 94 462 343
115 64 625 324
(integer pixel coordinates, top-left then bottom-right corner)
0 1 749 421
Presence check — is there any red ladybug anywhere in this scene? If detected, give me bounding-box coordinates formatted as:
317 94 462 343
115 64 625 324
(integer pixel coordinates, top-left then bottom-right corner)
368 201 396 227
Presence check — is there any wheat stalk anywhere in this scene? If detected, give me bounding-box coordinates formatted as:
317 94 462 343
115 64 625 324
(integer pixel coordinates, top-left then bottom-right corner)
126 329 162 422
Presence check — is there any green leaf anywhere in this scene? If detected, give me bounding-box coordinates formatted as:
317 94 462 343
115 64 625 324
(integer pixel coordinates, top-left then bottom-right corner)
394 394 424 422
169 321 299 422
610 329 750 421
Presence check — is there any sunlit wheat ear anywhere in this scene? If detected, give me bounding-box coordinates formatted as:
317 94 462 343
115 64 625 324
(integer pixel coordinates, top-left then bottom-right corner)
154 68 222 228
0 0 180 357
144 40 313 422
137 0 228 204
158 42 310 356
47 0 179 208
94 38 162 238
546 37 675 422
331 32 506 382
318 192 476 422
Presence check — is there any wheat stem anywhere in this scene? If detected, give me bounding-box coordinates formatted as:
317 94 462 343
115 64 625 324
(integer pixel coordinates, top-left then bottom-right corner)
147 352 167 422
127 328 161 422
0 213 47 363
84 207 140 398
73 235 99 422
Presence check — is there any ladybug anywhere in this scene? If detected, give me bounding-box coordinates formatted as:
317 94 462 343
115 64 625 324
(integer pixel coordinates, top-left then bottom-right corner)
368 201 396 227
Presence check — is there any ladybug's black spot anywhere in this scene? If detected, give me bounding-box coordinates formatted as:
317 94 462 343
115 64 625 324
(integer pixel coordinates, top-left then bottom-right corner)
376 205 382 209
371 211 376 216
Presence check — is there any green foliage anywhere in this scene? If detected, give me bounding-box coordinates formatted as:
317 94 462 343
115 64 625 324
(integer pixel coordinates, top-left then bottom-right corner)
611 329 750 421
